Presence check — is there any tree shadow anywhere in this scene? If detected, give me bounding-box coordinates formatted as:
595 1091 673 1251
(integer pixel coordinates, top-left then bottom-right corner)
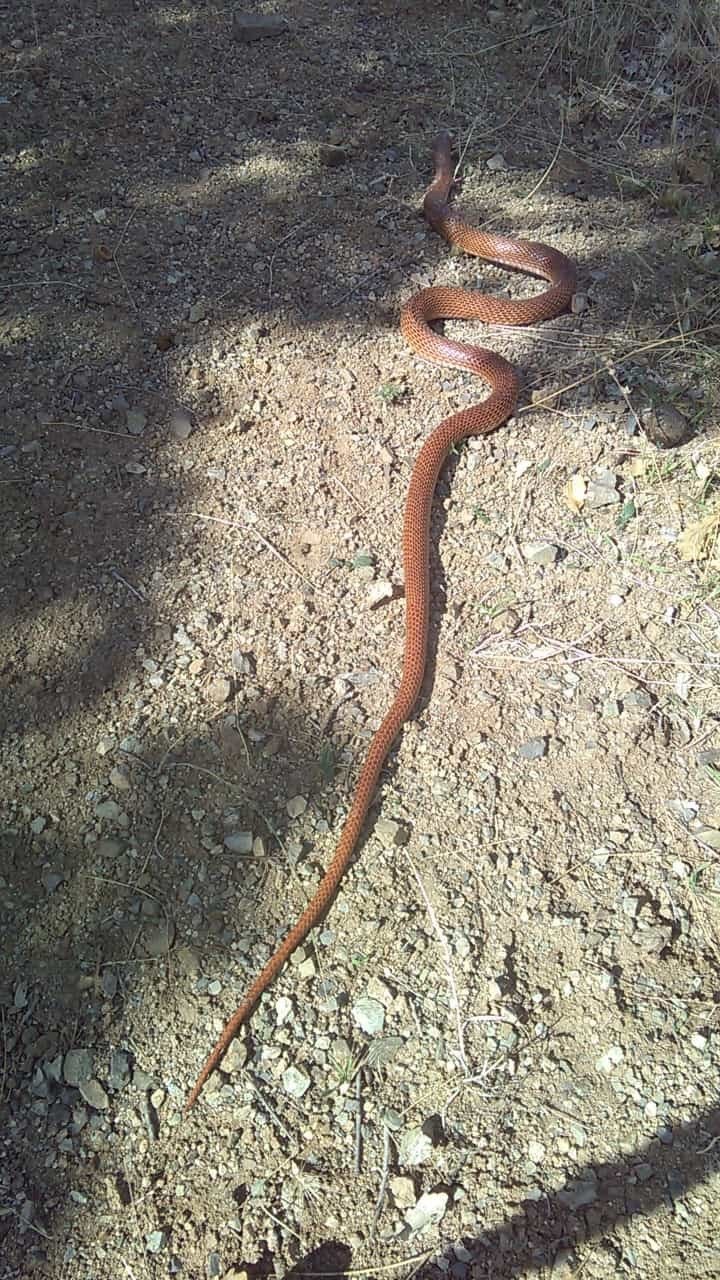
280 1103 720 1277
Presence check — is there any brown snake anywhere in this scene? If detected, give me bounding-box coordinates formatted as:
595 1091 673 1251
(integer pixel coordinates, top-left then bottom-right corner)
186 132 576 1111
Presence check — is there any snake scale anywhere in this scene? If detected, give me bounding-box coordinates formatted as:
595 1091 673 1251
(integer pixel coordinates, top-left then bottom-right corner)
186 132 576 1111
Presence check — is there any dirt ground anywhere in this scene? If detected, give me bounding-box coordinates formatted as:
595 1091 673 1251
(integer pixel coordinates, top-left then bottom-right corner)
2 1 720 1278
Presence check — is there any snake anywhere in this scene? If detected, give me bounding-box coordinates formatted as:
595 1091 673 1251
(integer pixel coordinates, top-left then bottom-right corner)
185 132 576 1111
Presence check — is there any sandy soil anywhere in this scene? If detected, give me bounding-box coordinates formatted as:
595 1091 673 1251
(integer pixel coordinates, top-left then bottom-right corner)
1 2 719 1278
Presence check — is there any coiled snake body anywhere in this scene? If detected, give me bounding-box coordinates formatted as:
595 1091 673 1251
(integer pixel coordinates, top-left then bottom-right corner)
186 133 576 1111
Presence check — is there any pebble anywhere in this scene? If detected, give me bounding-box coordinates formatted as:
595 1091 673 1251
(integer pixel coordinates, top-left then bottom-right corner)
528 1140 546 1163
389 1175 416 1207
188 301 207 323
352 996 385 1035
375 817 408 848
319 144 348 167
585 469 621 509
559 1180 597 1209
286 795 307 818
170 409 193 440
518 737 547 760
486 550 510 572
232 13 289 40
95 799 121 821
367 579 393 607
109 764 131 791
208 979 222 996
486 152 508 171
405 1190 448 1234
596 1045 624 1073
146 1230 168 1254
223 1038 249 1073
42 871 63 894
101 969 118 999
143 920 175 956
642 403 693 448
398 1126 433 1166
207 677 232 704
224 831 253 854
283 1065 310 1098
79 1078 109 1110
64 1049 94 1086
108 1050 132 1091
522 541 560 566
30 816 46 835
126 408 147 436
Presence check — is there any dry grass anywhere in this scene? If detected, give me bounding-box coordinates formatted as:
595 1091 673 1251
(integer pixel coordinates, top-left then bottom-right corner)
559 0 719 106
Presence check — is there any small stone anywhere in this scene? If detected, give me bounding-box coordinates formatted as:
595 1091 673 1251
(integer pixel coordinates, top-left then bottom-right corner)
522 541 560 566
286 795 307 818
319 144 348 167
560 1180 597 1209
276 996 293 1025
101 969 118 999
108 1050 132 1091
602 698 622 718
224 831 253 855
95 799 121 821
42 871 63 894
486 550 510 572
625 689 653 710
389 1175 416 1208
146 1230 168 1254
79 1078 109 1110
643 403 693 449
398 1126 433 1166
486 152 508 171
207 677 232 704
142 920 176 957
375 817 407 848
596 1045 624 1073
223 1038 249 1073
352 996 385 1035
207 979 222 996
282 1065 310 1098
367 579 393 607
586 470 622 508
64 1049 94 1087
126 408 147 436
188 301 206 323
697 747 720 766
30 816 46 835
170 409 193 441
690 1032 708 1051
518 736 547 760
405 1190 448 1234
232 13 289 40
528 1140 546 1163
109 765 131 791
571 292 588 314
175 946 202 975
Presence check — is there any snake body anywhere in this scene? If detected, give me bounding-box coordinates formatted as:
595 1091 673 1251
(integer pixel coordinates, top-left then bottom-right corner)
186 133 576 1111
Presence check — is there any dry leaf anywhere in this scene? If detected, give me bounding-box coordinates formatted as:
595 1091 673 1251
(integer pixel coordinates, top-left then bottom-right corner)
565 473 587 513
677 503 720 562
